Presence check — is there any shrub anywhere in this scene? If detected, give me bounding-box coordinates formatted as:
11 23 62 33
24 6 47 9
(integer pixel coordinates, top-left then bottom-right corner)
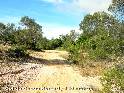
101 64 124 93
7 45 29 58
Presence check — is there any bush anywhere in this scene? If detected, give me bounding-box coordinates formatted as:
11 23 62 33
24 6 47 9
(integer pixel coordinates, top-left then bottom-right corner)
7 45 29 58
68 48 79 64
101 64 124 93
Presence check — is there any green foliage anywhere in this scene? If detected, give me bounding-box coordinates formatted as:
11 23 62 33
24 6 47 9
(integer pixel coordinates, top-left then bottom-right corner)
0 23 16 44
47 38 63 50
69 12 124 65
19 16 43 50
68 44 80 64
13 29 43 50
66 11 124 68
0 16 64 51
35 37 48 50
20 16 42 31
0 16 45 51
108 0 124 19
60 30 79 51
101 64 124 93
79 12 119 36
7 45 29 58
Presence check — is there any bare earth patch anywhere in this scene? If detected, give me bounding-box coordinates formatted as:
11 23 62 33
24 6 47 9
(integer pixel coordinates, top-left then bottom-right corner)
17 50 102 93
1 50 102 93
30 50 68 60
17 65 102 93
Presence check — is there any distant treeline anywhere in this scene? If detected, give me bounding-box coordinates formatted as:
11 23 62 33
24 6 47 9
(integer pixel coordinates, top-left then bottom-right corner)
0 16 80 51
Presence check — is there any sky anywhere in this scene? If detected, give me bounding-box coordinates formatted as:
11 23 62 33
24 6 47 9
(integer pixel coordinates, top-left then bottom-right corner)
0 0 112 39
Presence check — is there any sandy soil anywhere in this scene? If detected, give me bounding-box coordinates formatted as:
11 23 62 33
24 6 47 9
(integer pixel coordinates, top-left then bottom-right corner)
16 50 102 93
1 50 102 93
30 50 68 60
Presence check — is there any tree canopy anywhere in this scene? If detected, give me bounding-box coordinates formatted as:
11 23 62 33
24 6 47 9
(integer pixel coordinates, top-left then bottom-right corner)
109 0 124 20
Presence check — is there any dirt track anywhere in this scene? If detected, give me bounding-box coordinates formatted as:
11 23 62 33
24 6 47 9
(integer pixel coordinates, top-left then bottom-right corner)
14 50 102 93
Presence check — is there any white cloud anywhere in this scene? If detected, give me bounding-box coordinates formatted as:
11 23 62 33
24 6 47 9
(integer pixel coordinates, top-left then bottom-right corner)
42 22 79 39
38 0 112 39
42 0 112 14
71 0 112 13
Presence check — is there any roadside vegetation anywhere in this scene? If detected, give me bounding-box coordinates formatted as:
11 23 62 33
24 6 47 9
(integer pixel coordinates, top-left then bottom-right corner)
0 0 124 93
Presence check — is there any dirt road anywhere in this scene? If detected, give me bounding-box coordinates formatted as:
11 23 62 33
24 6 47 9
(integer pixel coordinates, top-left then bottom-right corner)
15 50 102 93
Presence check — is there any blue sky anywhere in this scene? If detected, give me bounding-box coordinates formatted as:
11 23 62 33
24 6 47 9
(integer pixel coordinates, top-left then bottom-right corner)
0 0 111 39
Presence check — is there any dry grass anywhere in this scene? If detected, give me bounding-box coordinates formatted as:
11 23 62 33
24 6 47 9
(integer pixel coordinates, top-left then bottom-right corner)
78 62 106 76
0 44 11 51
77 57 123 77
30 50 68 61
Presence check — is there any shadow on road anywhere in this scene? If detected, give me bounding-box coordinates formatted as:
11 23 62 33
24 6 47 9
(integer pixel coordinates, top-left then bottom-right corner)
25 56 70 65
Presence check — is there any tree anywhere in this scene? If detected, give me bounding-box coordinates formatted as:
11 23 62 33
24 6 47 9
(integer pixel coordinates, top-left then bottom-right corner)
109 0 124 54
0 23 16 44
108 0 124 55
47 38 62 50
60 30 79 51
109 0 124 18
100 2 124 92
19 16 43 50
79 12 119 37
77 12 122 60
20 16 42 31
0 23 6 29
0 23 6 43
0 16 45 50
